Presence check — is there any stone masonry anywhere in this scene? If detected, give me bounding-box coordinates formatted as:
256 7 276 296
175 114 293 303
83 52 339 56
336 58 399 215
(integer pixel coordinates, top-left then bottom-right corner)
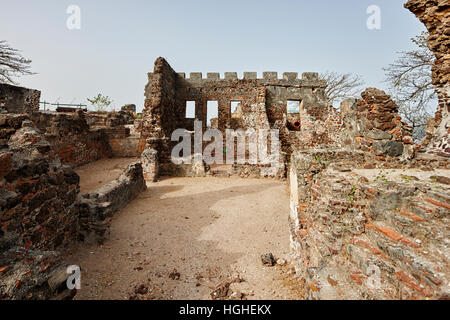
285 0 449 300
140 57 328 179
0 113 146 299
1 0 449 301
289 150 449 300
0 83 40 115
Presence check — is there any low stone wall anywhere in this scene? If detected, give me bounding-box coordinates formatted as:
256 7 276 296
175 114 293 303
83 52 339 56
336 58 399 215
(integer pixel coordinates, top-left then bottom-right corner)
31 111 112 167
289 149 449 300
1 115 147 299
0 247 76 300
0 118 81 300
78 162 146 243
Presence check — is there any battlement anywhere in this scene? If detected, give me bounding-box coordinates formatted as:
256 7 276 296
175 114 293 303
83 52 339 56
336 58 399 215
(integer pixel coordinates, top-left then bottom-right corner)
147 71 326 87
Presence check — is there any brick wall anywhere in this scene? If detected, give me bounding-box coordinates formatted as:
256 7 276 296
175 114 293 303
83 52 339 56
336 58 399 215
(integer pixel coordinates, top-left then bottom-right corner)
1 118 80 253
289 149 449 300
0 114 146 299
30 111 112 167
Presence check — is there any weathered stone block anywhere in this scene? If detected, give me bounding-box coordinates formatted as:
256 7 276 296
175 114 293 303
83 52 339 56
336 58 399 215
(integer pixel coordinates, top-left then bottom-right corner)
141 148 159 182
367 129 393 140
224 72 238 80
373 141 404 157
243 72 257 79
263 72 278 80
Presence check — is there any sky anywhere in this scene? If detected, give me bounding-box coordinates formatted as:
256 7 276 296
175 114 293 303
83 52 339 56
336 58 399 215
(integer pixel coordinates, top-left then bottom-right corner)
0 0 426 113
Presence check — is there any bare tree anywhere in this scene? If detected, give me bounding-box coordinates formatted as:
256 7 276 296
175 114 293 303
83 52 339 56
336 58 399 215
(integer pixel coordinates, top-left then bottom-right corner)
0 40 35 84
384 31 436 141
320 71 364 107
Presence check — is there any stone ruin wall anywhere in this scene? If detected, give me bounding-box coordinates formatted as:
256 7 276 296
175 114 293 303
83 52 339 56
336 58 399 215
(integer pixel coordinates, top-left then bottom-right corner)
139 57 328 181
0 89 146 299
0 83 40 115
0 113 146 299
285 0 450 300
1 0 449 300
287 87 448 300
30 111 113 167
405 0 450 158
289 149 449 300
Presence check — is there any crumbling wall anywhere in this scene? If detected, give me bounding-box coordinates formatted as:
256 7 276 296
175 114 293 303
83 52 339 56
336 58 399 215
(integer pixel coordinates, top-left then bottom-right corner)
4 109 141 166
78 162 146 244
0 84 41 114
287 86 449 300
1 114 146 299
405 0 450 158
140 58 327 179
1 118 80 252
0 115 81 299
338 88 414 162
141 57 180 169
0 247 76 300
289 149 449 300
107 125 140 158
29 111 112 167
105 104 136 128
83 105 140 158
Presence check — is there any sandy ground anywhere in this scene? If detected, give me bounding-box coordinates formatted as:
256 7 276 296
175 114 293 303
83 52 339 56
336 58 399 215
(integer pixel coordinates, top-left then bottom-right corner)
63 158 304 300
75 158 140 194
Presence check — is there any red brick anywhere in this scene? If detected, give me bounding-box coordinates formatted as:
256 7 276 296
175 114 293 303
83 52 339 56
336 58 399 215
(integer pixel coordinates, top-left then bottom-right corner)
400 210 425 222
350 273 364 285
350 238 387 259
396 271 432 298
414 204 433 213
425 198 450 210
0 153 12 177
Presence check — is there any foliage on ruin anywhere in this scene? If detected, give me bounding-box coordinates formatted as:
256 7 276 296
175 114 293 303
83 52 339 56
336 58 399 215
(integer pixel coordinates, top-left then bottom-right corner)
87 93 113 112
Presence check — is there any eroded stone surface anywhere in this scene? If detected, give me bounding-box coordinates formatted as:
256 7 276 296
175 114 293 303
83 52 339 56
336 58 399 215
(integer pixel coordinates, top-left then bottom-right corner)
405 0 450 159
0 116 146 299
289 150 449 300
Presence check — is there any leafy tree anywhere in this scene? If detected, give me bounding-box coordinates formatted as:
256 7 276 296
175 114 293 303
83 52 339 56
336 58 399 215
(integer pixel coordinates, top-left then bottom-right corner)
320 71 364 107
0 40 35 84
384 31 436 141
87 93 112 112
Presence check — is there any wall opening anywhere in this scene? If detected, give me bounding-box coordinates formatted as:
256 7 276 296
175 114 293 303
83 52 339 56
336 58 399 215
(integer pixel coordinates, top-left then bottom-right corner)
230 101 242 115
186 101 196 118
287 100 301 131
287 100 300 114
207 100 219 128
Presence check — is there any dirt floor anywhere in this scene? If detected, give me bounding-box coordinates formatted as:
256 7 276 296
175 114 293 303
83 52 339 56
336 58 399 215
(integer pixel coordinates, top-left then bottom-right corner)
63 158 304 300
75 158 140 194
